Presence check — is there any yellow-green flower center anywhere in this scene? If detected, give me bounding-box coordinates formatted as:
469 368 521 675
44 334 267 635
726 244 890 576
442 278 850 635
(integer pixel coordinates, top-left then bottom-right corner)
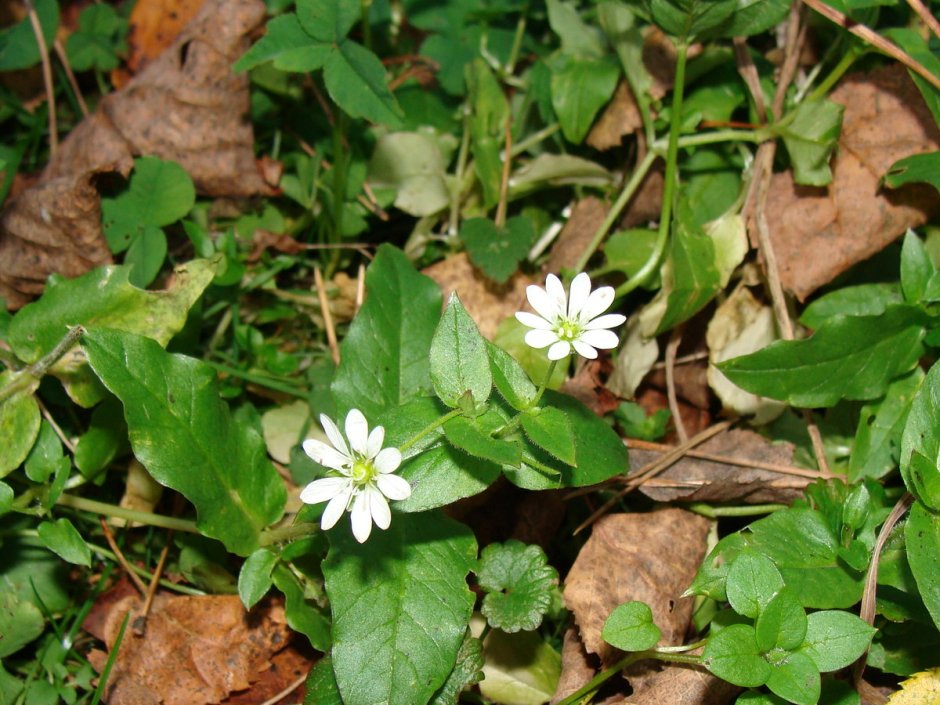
555 318 582 342
350 458 376 486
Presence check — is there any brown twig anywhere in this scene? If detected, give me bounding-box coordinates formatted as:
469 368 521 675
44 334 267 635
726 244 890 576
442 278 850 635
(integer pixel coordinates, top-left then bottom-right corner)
36 398 75 453
314 266 340 365
664 326 687 443
53 39 89 116
572 420 734 534
733 37 767 124
801 0 940 90
906 0 940 39
259 674 308 705
98 517 147 594
135 533 173 635
24 0 57 156
494 117 514 228
355 263 366 316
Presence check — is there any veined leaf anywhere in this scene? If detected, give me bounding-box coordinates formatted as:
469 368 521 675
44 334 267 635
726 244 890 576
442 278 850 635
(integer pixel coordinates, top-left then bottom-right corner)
905 501 940 633
232 14 331 73
0 370 40 478
430 294 492 408
83 328 286 555
324 40 404 128
550 55 620 144
323 511 477 705
901 362 940 509
296 0 359 43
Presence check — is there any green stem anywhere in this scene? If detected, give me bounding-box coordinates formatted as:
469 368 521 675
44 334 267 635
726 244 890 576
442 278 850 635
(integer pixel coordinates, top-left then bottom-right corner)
203 359 308 399
806 45 864 103
449 105 473 236
259 521 320 546
509 122 561 157
0 325 85 405
360 0 373 50
504 11 528 76
56 494 201 534
671 128 765 150
86 542 206 595
531 359 558 408
399 408 462 452
687 502 786 518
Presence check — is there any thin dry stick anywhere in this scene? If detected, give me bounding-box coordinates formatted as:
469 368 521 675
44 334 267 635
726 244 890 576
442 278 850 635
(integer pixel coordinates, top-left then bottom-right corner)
314 266 340 365
733 37 767 124
355 263 366 316
36 398 76 453
853 492 914 685
906 0 940 39
99 517 147 594
573 420 733 534
53 39 88 116
494 117 514 229
625 438 835 480
135 534 173 635
651 350 709 369
664 327 688 443
259 674 308 705
24 0 57 156
801 0 940 90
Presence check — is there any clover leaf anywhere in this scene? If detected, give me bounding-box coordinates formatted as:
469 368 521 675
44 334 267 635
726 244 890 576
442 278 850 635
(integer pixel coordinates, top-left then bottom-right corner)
478 540 559 632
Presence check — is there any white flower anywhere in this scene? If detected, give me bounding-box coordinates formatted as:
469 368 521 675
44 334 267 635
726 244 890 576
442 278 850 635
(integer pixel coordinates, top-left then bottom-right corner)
515 272 626 361
299 409 411 543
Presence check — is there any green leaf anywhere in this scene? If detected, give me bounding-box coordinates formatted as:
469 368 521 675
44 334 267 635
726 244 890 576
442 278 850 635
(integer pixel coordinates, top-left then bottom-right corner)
551 56 620 144
726 551 785 619
478 540 559 633
800 283 902 330
521 406 577 466
765 651 820 705
303 656 343 705
124 224 168 288
0 482 12 515
883 28 940 126
0 663 23 704
797 610 876 672
382 397 501 512
444 412 522 467
272 564 331 651
652 223 722 335
718 305 927 407
233 14 331 73
9 259 216 407
643 0 738 39
25 421 66 483
82 328 286 555
719 0 790 37
323 511 477 705
776 100 844 186
603 229 660 291
0 0 58 71
296 0 359 42
901 229 934 304
479 628 561 705
755 588 807 652
885 152 940 196
324 40 404 127
333 245 442 417
74 396 129 478
429 630 484 705
602 601 662 651
547 0 606 58
0 591 44 658
494 319 569 393
66 4 124 72
37 518 91 567
703 624 772 688
0 370 40 478
102 156 195 232
460 217 535 284
368 132 451 217
487 342 537 411
467 58 509 210
430 294 492 408
901 362 940 509
238 548 278 610
612 402 670 441
849 369 922 482
905 500 940 632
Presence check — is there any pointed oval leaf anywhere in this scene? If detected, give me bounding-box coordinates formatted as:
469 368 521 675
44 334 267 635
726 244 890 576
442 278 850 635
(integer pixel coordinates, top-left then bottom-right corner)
296 0 359 42
797 610 876 672
37 518 91 567
324 40 404 127
521 406 576 466
904 501 940 633
755 588 807 652
703 624 772 688
82 328 286 556
487 341 537 411
0 370 40 478
765 651 820 705
726 551 785 619
444 413 521 467
323 511 477 705
431 293 492 408
238 548 278 610
901 362 940 510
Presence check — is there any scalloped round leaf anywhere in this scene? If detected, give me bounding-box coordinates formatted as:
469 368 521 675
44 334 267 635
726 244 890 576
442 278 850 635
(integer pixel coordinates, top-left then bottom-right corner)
602 601 661 651
478 540 559 633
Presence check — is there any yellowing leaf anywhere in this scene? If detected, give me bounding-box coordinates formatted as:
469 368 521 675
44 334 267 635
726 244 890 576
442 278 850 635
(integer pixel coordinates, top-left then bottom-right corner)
887 668 940 704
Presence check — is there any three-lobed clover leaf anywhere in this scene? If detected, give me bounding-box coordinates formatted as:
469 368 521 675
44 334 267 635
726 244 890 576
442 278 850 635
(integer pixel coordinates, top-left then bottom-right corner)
478 540 559 633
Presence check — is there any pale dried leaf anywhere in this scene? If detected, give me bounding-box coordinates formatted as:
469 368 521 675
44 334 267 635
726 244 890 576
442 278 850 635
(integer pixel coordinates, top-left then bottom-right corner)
619 663 738 705
587 82 643 151
546 197 608 273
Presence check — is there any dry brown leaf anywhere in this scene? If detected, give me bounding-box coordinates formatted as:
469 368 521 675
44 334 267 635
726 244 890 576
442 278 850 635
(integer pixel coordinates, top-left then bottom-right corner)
546 197 609 273
0 170 113 309
83 588 291 705
561 358 621 416
635 385 713 442
765 64 940 300
633 428 803 504
620 663 738 705
552 626 599 705
423 252 531 339
563 509 711 666
114 0 207 87
588 82 644 151
45 0 275 198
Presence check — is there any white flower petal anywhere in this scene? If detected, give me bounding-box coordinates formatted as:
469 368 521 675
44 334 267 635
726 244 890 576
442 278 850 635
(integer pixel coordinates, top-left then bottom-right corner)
580 328 620 350
584 313 627 330
366 425 385 459
350 493 373 543
579 286 616 323
547 340 572 360
320 414 350 457
572 340 599 359
567 272 591 318
345 409 369 455
302 439 352 472
376 473 412 500
320 487 352 530
299 476 349 504
544 274 568 315
374 447 403 474
368 487 391 530
525 328 559 350
515 311 553 330
526 284 562 322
